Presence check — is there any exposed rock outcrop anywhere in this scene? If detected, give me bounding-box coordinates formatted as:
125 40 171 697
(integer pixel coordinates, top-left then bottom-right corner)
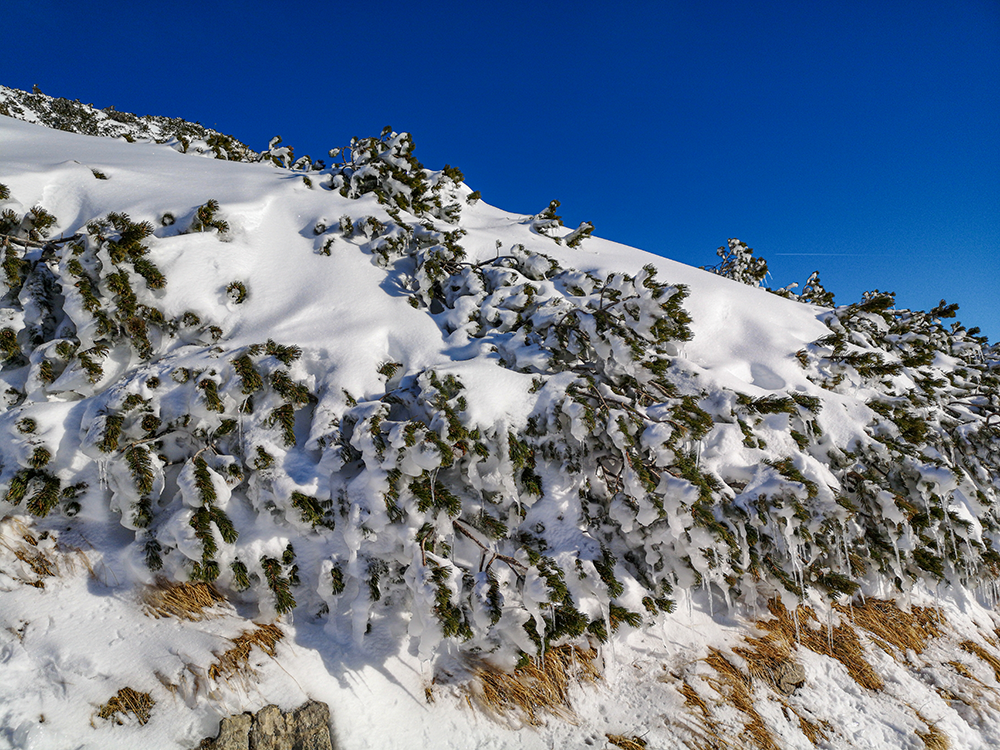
198 701 333 750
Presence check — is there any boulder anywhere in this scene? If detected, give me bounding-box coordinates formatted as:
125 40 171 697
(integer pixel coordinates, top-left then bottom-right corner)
198 700 333 750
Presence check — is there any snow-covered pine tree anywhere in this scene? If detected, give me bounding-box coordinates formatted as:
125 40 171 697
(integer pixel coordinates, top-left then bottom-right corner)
703 238 768 286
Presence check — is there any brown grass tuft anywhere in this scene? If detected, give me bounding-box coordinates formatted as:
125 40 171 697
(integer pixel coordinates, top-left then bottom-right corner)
142 578 226 621
207 623 283 682
606 733 647 749
468 644 600 725
797 714 829 746
946 660 975 681
733 632 794 693
758 599 883 691
704 648 780 750
915 713 950 750
839 599 944 658
679 681 713 720
14 546 54 579
97 687 155 726
960 640 1000 683
0 519 58 587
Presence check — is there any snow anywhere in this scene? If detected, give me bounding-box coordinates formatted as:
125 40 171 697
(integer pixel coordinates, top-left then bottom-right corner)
1 105 1000 750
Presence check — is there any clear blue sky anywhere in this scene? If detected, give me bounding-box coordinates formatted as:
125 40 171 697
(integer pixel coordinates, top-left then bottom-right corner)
4 0 998 339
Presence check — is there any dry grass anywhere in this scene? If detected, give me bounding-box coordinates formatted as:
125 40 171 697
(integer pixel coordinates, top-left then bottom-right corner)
142 578 226 621
679 681 713 721
674 682 743 750
468 644 600 725
915 712 950 750
757 599 884 691
733 631 794 693
840 599 944 658
960 640 1000 683
797 714 829 746
704 648 780 750
207 623 283 682
0 518 94 587
662 598 994 749
0 519 56 587
606 733 647 749
682 598 943 749
96 687 155 726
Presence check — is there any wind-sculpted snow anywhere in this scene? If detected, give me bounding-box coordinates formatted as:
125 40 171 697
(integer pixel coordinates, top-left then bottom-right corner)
1 88 1000 749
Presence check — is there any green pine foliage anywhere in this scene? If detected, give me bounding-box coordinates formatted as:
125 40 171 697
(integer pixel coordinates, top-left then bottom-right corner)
269 403 296 446
703 238 768 287
261 554 297 614
290 491 333 529
189 199 229 234
0 85 258 161
25 472 62 517
226 281 248 303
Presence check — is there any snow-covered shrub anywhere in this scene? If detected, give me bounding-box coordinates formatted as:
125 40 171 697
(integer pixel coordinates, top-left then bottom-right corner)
0 85 259 161
0 112 998 675
703 238 768 287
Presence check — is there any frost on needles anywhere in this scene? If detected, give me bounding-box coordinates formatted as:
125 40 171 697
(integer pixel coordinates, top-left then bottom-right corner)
0 87 999 667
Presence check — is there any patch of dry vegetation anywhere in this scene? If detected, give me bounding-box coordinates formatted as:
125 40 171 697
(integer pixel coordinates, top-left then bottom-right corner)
960 640 1000 683
606 733 647 749
0 518 57 588
703 647 780 750
142 578 226 620
758 599 883 690
207 623 284 683
96 687 155 726
840 599 943 658
915 712 950 750
674 598 960 749
466 644 600 725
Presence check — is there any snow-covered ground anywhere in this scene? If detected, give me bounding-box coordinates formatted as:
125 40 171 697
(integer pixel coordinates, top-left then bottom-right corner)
1 96 999 750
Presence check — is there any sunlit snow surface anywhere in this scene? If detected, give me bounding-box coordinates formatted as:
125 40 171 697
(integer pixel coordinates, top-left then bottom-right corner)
1 115 999 750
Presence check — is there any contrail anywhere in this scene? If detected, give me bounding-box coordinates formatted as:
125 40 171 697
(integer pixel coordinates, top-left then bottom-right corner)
773 253 881 257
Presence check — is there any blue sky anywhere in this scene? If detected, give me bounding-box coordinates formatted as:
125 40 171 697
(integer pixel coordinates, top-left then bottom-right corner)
4 0 998 339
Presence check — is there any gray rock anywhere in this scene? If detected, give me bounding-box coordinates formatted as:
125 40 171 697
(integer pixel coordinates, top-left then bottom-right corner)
198 700 333 750
774 660 807 695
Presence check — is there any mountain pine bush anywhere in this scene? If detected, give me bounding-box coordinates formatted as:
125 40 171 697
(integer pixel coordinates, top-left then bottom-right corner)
0 87 998 666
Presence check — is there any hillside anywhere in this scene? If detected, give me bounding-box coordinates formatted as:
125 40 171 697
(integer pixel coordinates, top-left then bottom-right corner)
1 85 999 750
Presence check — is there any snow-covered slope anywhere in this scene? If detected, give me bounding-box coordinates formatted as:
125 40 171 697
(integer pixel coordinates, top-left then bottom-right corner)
1 89 999 750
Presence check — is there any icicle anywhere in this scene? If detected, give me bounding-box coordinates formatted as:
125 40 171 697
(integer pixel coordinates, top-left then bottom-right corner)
841 525 853 579
238 406 245 456
793 605 801 644
98 458 108 490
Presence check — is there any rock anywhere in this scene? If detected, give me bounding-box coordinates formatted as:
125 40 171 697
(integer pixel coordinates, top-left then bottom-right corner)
198 700 333 750
774 660 806 695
